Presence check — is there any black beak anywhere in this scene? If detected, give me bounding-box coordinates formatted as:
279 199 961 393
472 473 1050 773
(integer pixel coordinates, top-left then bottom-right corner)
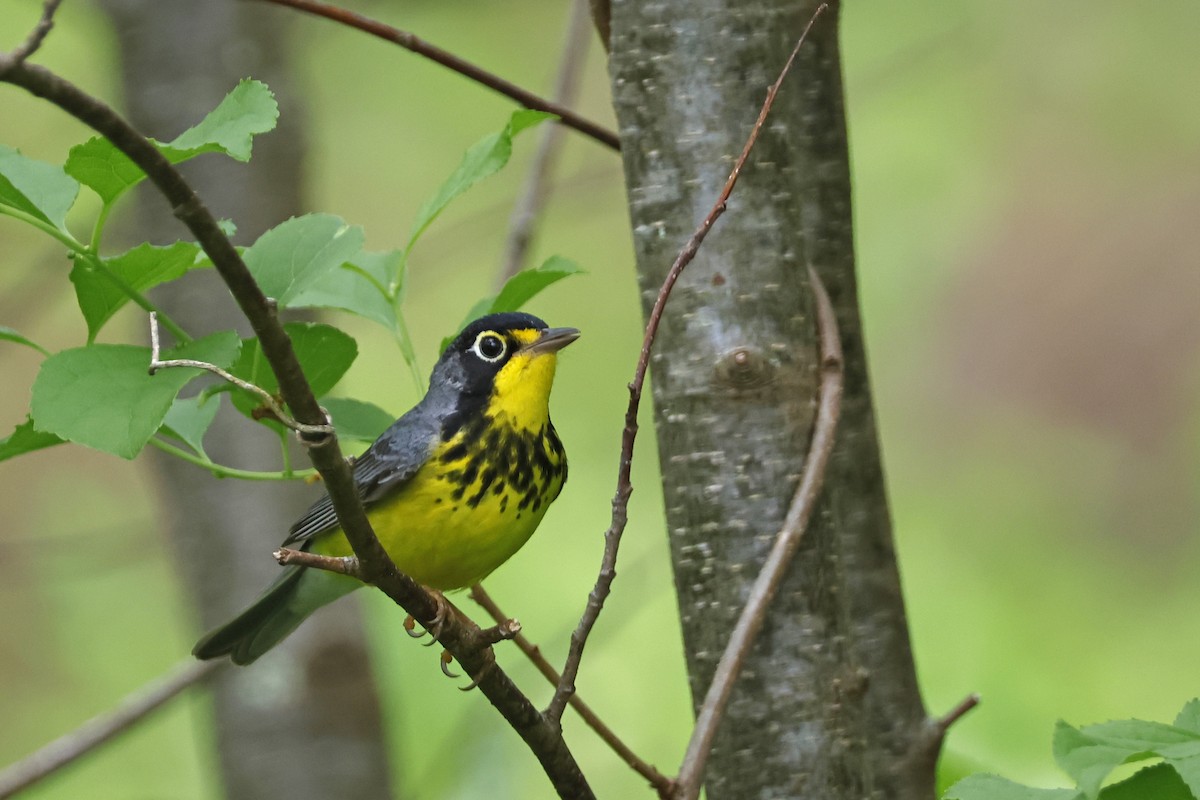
525 326 580 355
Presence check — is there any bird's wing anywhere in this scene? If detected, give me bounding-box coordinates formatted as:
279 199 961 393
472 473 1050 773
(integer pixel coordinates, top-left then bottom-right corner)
281 408 439 546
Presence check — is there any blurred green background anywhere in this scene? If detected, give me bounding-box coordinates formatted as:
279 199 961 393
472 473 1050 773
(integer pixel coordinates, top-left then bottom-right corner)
1 0 1198 797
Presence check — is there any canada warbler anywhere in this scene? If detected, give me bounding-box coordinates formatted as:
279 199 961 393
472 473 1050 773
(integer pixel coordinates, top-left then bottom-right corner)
193 312 578 664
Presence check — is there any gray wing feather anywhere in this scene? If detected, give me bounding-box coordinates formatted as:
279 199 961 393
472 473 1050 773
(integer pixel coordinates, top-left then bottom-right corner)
281 403 442 546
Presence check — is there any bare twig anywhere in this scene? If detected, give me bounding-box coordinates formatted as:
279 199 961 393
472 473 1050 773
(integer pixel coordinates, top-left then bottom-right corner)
470 586 675 797
497 0 593 285
256 0 620 152
546 2 830 729
672 264 844 800
0 660 222 799
147 312 334 442
0 0 63 72
936 693 981 738
274 546 362 577
0 59 592 799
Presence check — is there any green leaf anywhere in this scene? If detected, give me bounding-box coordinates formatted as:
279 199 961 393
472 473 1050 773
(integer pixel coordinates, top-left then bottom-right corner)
1081 719 1200 760
491 255 582 312
0 145 80 230
0 418 64 463
1056 719 1200 800
320 396 394 443
63 137 147 206
1054 721 1175 799
407 109 555 252
229 323 357 420
942 774 1081 800
165 79 278 161
0 325 49 355
70 242 201 341
30 332 240 459
1175 701 1200 735
442 255 582 352
161 394 222 457
242 214 365 305
65 79 278 206
1097 763 1196 800
1170 755 1200 798
286 249 402 330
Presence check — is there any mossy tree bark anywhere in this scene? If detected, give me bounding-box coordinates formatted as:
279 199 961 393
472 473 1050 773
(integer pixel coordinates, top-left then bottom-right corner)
608 1 937 797
97 2 396 797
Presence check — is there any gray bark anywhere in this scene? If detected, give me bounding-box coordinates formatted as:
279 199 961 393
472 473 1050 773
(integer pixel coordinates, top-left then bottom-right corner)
98 2 395 798
608 1 934 797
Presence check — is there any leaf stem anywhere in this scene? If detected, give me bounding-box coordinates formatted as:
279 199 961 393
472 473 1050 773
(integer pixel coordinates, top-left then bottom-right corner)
148 436 317 481
88 200 113 253
0 204 192 342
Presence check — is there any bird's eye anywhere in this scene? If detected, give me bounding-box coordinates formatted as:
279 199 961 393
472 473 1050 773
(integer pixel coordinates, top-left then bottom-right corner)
473 332 507 362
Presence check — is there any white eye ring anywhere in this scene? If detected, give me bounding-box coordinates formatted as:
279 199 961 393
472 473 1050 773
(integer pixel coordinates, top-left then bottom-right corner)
472 331 507 362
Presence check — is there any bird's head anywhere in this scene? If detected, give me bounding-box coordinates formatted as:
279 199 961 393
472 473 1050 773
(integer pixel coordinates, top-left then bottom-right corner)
431 312 579 431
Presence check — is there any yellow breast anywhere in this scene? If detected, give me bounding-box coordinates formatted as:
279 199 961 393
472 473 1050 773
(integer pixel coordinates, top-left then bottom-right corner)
316 418 567 590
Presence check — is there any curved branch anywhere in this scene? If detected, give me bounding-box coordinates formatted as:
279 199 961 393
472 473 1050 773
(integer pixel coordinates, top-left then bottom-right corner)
0 57 592 800
546 2 829 728
672 264 844 800
257 0 621 151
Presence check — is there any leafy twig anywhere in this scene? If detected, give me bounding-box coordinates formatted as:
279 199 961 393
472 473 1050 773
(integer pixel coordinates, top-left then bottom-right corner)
496 0 594 285
469 585 675 797
0 660 222 799
672 263 844 800
147 312 333 441
256 0 621 152
545 2 830 729
0 55 592 800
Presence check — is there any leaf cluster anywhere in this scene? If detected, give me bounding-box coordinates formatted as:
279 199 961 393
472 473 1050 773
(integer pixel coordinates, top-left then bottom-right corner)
0 79 580 478
945 699 1200 800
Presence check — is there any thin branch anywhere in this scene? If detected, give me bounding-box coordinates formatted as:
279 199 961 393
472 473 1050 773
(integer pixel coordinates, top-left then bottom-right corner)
147 312 333 442
0 0 63 71
470 586 675 798
256 0 620 152
936 693 981 739
496 0 593 286
0 59 593 799
546 2 830 729
672 263 844 800
0 660 222 799
274 546 362 577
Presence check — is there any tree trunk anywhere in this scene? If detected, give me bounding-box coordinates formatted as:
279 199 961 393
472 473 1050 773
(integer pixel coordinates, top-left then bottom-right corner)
608 1 935 797
98 2 395 798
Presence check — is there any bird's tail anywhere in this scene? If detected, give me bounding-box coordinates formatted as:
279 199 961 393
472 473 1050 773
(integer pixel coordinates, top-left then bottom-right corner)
192 565 359 665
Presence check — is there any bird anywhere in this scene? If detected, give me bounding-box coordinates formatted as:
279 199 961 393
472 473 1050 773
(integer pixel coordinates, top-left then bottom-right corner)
193 311 578 665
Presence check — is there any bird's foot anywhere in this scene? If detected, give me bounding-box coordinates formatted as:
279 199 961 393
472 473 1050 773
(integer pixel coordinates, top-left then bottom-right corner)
403 589 452 644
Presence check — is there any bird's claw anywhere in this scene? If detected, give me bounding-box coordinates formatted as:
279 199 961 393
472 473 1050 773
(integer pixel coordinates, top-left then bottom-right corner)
403 614 428 639
439 649 460 679
404 591 451 643
420 590 450 646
